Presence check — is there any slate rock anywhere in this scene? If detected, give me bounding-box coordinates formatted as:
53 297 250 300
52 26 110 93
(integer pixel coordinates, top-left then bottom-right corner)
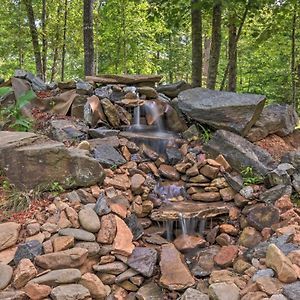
281 151 300 168
127 247 157 277
282 281 300 300
125 214 144 241
136 282 163 300
166 147 182 164
88 128 120 138
59 228 96 242
204 130 276 175
259 185 292 203
93 144 126 167
14 240 43 265
156 80 191 98
178 88 265 136
94 192 111 216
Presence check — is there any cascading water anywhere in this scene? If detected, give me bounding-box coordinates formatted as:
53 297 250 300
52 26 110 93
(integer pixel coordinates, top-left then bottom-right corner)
133 105 141 128
178 214 207 237
143 100 164 131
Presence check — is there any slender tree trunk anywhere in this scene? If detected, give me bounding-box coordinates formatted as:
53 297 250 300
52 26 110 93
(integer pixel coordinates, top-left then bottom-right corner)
228 13 237 91
61 0 68 81
83 0 95 76
168 34 174 83
17 1 24 68
121 1 127 74
41 0 47 81
220 2 249 91
24 0 43 78
207 1 222 90
291 5 297 108
191 0 202 87
203 37 211 85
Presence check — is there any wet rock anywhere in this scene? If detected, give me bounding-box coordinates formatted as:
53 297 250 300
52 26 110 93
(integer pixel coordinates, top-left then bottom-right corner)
266 244 297 283
13 259 37 289
159 243 195 290
246 103 299 142
59 228 96 242
159 164 180 180
0 264 13 290
93 262 128 275
23 282 51 300
136 282 163 300
127 247 157 277
97 214 117 244
204 130 276 175
0 131 105 190
208 282 240 300
93 144 126 168
112 216 135 256
125 214 144 240
173 235 206 252
214 245 239 268
192 192 221 202
35 248 88 270
181 288 209 300
166 147 182 164
0 222 21 251
282 281 300 300
247 205 280 231
78 208 101 233
30 269 81 286
178 87 265 136
14 240 43 265
239 227 262 248
50 284 90 300
79 272 108 299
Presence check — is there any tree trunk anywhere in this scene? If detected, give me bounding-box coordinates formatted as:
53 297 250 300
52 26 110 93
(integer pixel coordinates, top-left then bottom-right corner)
83 0 95 76
41 0 47 81
24 0 43 78
191 0 202 87
61 0 68 81
207 1 222 90
228 13 237 92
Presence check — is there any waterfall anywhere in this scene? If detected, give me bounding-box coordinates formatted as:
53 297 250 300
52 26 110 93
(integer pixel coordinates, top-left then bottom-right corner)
133 105 141 128
144 100 164 131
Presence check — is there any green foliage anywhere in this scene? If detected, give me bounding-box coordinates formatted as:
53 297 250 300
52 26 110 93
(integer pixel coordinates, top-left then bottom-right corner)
241 166 264 185
0 86 12 96
48 181 65 196
198 124 212 144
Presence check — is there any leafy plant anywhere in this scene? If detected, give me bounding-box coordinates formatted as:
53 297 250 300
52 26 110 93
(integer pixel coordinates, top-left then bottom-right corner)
241 166 263 186
198 124 212 144
48 181 65 196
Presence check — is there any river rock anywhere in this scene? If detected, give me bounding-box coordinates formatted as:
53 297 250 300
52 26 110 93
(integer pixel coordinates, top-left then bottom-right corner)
127 247 157 277
192 192 221 202
181 288 209 300
94 192 111 216
50 284 90 300
239 227 262 248
246 103 299 142
74 242 101 257
59 228 96 242
23 282 51 300
0 264 13 290
282 281 300 300
159 164 180 180
0 131 105 190
93 262 128 275
93 144 126 167
97 214 117 244
208 282 240 300
214 245 239 268
78 208 100 233
247 205 280 231
178 88 265 136
52 236 74 252
0 290 27 300
14 240 43 265
266 244 297 283
13 259 37 289
204 130 276 175
136 282 163 300
30 269 82 286
79 272 108 299
0 222 21 251
159 243 195 290
173 235 206 252
35 248 88 270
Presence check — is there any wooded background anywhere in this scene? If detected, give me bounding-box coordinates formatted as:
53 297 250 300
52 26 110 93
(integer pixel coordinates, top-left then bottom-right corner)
0 0 299 109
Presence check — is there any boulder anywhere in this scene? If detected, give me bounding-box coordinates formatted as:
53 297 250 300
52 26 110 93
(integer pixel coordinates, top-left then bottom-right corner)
178 88 265 136
0 131 105 190
246 103 299 142
204 130 276 175
93 144 126 168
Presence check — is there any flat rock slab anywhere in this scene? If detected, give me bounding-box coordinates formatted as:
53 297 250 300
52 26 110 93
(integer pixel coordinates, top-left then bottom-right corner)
150 201 232 221
204 130 276 175
178 88 265 136
50 284 90 300
0 131 104 190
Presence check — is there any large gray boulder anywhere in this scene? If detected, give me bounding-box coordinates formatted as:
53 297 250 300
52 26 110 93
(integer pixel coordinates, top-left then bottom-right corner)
203 130 276 175
0 131 105 190
178 88 266 136
246 103 299 142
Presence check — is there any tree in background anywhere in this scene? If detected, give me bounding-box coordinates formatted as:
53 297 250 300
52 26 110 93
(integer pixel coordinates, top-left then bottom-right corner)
83 0 95 76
